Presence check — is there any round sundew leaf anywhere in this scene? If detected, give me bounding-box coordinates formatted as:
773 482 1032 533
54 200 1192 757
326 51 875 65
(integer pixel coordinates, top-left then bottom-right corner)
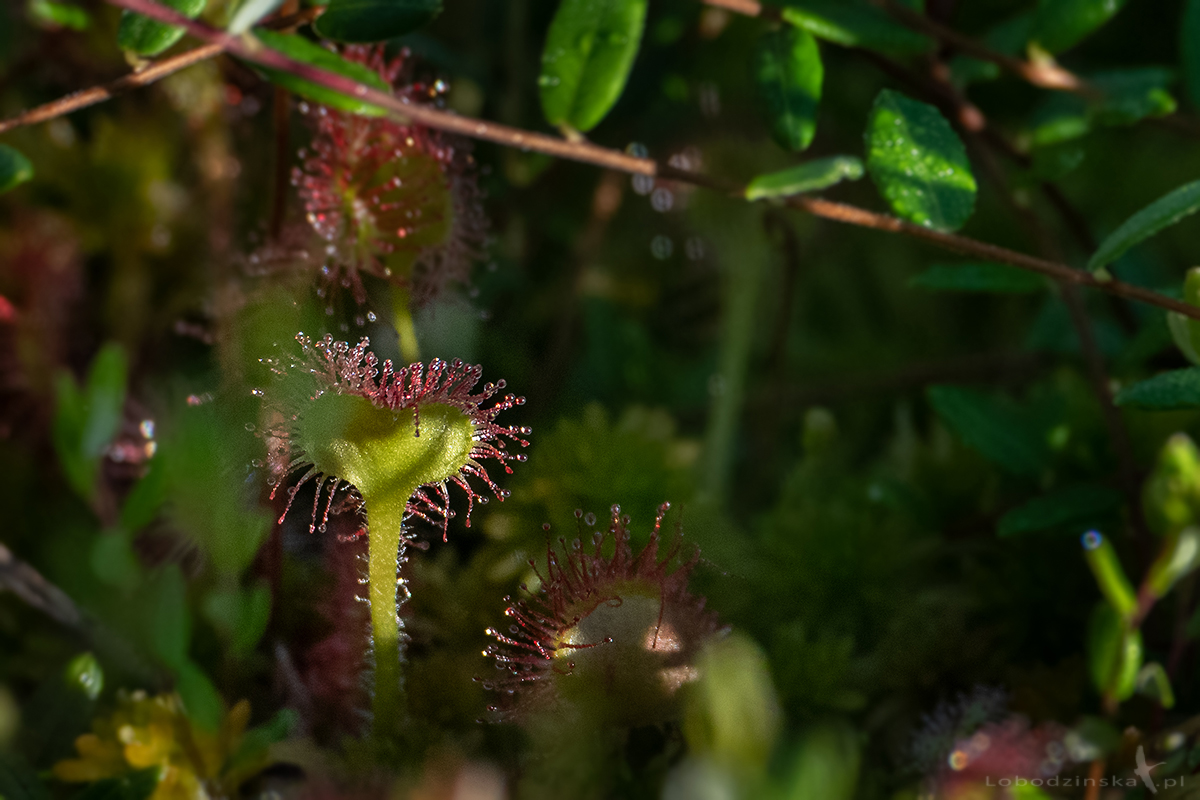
1088 180 1200 271
251 30 392 117
744 156 862 200
116 0 206 57
865 89 977 231
0 145 33 194
315 0 442 43
752 27 823 152
539 0 649 133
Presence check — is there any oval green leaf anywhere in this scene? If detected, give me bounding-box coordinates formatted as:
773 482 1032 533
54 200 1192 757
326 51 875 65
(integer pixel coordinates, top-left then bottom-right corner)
998 483 1124 537
314 0 442 43
116 0 206 57
1114 367 1200 410
745 156 862 200
908 262 1046 293
866 89 977 231
753 27 823 152
777 0 929 54
0 145 33 193
1089 180 1200 271
1031 0 1129 54
539 0 648 133
927 385 1048 477
252 30 391 117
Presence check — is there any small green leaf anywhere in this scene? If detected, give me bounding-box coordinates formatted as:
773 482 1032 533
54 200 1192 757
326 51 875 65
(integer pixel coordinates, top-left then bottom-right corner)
927 385 1048 477
226 0 284 35
1137 662 1175 708
1146 527 1200 598
745 156 862 200
116 0 206 57
75 768 160 800
1184 1 1200 109
0 145 33 193
865 90 977 232
145 566 190 671
1087 602 1142 700
775 0 930 54
1114 368 1200 410
998 484 1124 537
51 344 128 501
909 262 1046 293
538 0 648 133
314 0 441 43
1089 180 1200 271
119 459 166 533
1031 0 1129 54
753 27 823 152
1091 68 1177 127
252 30 391 117
27 0 90 31
63 653 104 701
91 530 142 589
176 661 223 732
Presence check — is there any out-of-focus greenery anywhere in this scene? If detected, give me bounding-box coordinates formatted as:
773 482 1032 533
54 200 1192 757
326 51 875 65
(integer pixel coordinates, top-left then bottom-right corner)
7 0 1200 798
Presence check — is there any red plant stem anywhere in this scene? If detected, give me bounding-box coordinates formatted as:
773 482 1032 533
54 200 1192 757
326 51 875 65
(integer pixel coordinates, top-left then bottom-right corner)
4 0 1189 323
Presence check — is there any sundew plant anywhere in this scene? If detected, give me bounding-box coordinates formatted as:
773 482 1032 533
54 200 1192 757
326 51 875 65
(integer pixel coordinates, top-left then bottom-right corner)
12 0 1200 798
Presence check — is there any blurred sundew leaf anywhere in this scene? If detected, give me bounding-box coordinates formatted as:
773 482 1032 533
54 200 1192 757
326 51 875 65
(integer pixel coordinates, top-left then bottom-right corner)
116 0 206 57
1114 367 1200 410
538 0 648 133
1030 0 1129 54
753 27 823 152
774 0 929 54
252 30 391 117
1185 0 1200 109
315 0 442 42
927 385 1048 477
0 145 34 193
865 90 976 231
998 483 1124 537
1089 180 1200 271
745 156 862 200
908 262 1045 293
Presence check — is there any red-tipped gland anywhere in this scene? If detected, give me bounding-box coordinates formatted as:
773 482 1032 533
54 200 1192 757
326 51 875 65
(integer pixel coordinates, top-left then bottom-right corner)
481 504 721 727
293 46 487 307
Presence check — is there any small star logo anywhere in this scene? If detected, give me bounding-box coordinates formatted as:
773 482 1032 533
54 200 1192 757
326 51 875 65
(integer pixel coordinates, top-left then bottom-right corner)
1135 745 1166 794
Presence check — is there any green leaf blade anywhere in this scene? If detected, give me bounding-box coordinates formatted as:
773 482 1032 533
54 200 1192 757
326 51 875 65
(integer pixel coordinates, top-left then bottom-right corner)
314 0 442 43
753 27 823 152
252 30 392 116
927 385 1048 477
0 145 33 193
1031 0 1129 54
866 89 977 232
998 483 1124 537
116 0 206 57
1088 180 1200 271
745 156 863 200
908 262 1046 293
1114 367 1200 410
776 0 930 54
538 0 648 133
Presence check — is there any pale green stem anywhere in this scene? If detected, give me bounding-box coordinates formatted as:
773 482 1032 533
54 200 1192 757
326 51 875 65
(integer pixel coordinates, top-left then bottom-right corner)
393 288 422 364
365 492 415 738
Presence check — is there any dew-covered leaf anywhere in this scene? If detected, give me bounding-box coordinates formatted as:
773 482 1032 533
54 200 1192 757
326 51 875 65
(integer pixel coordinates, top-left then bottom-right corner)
927 385 1048 477
116 0 206 57
0 145 33 193
865 90 976 231
745 156 862 200
1089 179 1200 271
314 0 442 43
539 0 648 133
1114 367 1200 410
753 27 823 152
998 483 1124 537
1031 0 1129 54
252 30 391 117
908 262 1045 293
775 0 930 54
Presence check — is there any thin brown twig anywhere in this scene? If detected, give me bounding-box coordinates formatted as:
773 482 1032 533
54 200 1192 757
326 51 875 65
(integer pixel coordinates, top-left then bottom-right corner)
9 0 1199 324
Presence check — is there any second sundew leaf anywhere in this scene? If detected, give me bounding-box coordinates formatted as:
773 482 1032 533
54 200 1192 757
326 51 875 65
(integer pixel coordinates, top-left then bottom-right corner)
1089 180 1200 271
1030 0 1129 54
744 156 863 200
753 27 823 152
314 0 442 43
251 30 391 117
865 89 977 231
908 262 1046 293
539 0 649 133
774 0 930 54
116 0 206 57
